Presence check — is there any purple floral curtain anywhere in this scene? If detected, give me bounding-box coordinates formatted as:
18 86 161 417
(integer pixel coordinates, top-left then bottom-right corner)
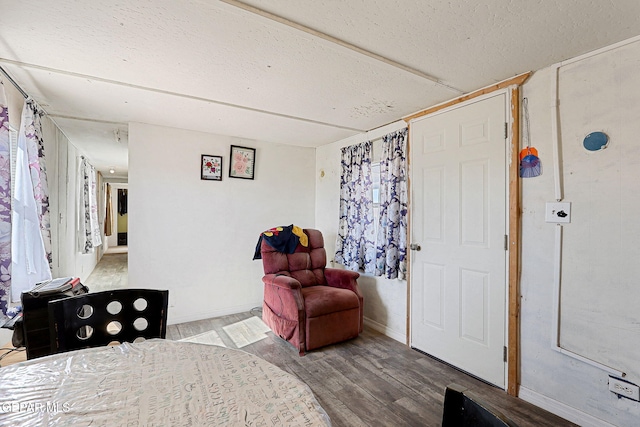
375 128 408 279
0 82 11 315
25 101 52 267
335 141 376 273
79 157 102 253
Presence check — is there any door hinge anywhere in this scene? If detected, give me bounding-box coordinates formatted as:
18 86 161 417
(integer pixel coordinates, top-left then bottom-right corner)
504 122 508 139
504 346 508 362
504 235 508 251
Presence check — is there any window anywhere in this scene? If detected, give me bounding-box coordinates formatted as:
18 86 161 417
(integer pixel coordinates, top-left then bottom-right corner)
336 129 408 279
371 162 380 237
371 162 380 206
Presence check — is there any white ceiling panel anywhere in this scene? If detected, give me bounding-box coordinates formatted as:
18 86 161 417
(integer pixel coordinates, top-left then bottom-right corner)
0 1 456 126
2 65 361 148
237 0 640 92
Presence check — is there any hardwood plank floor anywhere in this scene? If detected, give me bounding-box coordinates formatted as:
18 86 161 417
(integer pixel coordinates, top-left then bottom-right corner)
168 312 576 427
87 253 575 426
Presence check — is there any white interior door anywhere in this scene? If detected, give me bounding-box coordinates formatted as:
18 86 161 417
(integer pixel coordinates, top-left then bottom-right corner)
410 93 508 388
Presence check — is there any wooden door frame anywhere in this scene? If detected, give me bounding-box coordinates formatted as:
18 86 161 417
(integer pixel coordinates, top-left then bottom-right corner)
403 72 531 396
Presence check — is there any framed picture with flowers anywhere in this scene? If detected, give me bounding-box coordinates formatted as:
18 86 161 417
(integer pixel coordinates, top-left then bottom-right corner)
229 145 256 180
201 155 223 181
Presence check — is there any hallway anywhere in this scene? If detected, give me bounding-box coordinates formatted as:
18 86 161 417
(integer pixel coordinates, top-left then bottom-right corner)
83 250 128 292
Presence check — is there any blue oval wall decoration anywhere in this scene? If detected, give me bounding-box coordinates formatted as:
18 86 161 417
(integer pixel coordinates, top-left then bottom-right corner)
583 131 609 152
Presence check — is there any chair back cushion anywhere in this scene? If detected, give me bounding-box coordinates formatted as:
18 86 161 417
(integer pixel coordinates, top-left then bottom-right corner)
261 229 327 287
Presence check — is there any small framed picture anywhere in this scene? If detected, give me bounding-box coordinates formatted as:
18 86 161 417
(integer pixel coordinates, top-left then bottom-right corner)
229 145 256 180
201 155 223 181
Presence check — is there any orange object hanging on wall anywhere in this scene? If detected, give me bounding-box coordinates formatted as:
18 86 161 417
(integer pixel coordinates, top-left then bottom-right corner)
519 146 541 178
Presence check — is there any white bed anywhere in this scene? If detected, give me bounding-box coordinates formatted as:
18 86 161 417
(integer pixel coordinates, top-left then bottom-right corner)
0 339 331 426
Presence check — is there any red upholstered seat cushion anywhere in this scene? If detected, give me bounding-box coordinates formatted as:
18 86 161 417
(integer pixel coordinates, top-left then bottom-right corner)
301 285 359 318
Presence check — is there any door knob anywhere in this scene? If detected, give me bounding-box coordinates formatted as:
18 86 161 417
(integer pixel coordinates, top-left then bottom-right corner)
409 243 421 251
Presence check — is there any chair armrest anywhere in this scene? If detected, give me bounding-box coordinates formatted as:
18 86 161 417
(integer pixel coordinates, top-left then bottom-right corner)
262 274 304 320
324 268 361 295
262 273 302 291
325 268 364 333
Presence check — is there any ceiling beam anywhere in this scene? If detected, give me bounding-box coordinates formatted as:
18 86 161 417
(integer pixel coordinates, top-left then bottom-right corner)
48 114 127 126
220 0 464 95
0 57 366 133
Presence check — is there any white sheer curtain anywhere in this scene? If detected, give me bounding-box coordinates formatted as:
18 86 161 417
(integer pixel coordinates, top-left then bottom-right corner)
11 100 52 300
375 128 408 279
335 141 376 273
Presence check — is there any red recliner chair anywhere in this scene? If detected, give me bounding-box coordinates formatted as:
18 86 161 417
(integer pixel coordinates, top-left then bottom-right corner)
260 229 363 355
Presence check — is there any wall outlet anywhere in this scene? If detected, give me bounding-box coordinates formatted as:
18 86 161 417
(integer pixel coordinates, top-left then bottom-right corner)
545 202 571 223
609 377 640 401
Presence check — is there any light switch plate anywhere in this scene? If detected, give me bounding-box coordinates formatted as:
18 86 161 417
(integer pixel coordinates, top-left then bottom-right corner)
545 202 571 223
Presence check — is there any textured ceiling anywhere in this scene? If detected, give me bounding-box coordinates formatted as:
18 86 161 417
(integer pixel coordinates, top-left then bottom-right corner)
2 0 640 178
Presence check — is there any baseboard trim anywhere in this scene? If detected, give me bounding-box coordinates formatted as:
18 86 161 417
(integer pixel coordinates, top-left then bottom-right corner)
519 386 615 427
364 317 406 343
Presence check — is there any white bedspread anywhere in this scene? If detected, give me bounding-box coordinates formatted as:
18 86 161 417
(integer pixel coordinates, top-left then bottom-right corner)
0 339 331 426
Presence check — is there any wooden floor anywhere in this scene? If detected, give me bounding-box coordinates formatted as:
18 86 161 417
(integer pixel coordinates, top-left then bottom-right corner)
85 251 575 426
168 312 576 427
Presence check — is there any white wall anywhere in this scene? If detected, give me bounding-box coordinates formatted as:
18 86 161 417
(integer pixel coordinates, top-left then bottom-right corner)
518 40 640 426
128 123 315 325
315 120 408 342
